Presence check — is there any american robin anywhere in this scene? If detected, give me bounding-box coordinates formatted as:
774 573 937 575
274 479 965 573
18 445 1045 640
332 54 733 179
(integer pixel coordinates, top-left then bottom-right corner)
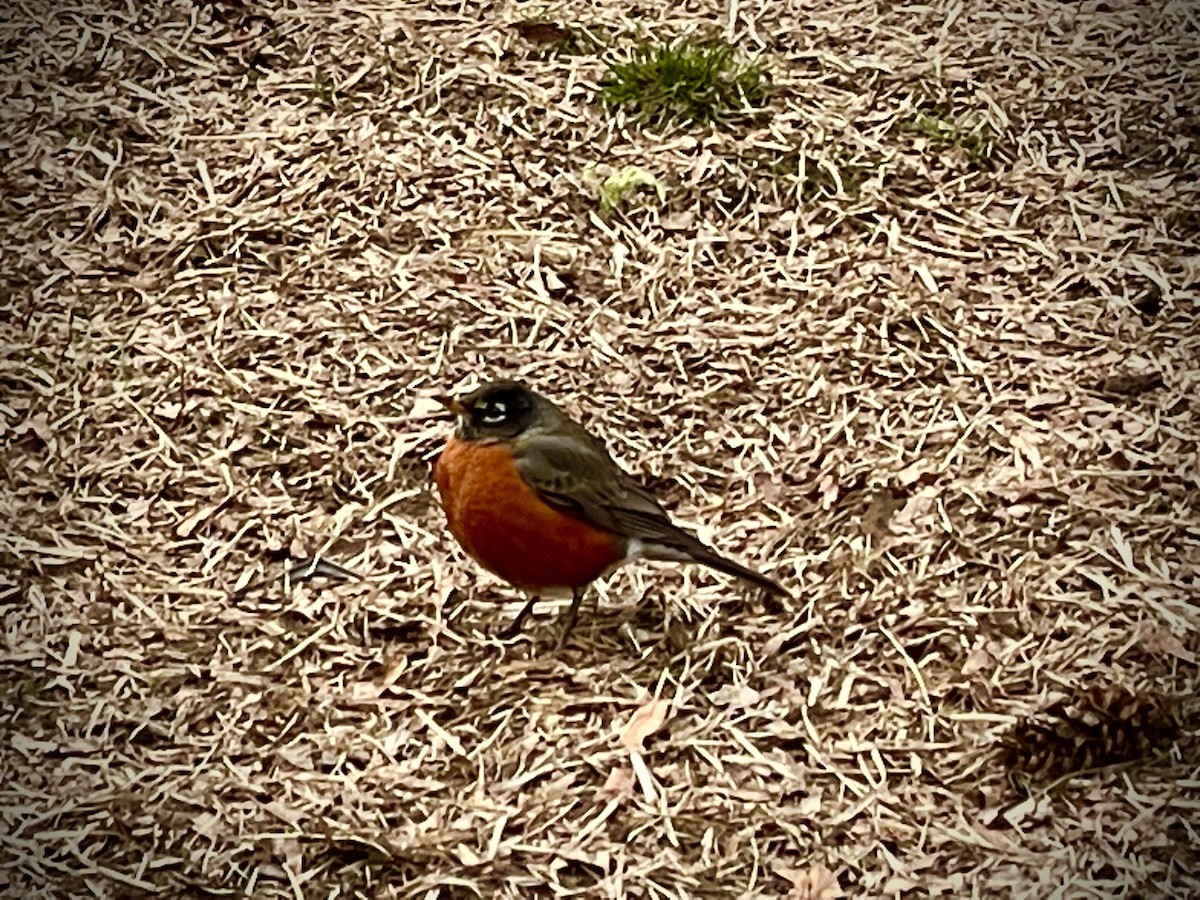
434 380 787 646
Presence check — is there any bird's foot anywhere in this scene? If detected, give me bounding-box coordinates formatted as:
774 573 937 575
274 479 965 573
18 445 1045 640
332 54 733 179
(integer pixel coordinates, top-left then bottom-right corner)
494 596 539 640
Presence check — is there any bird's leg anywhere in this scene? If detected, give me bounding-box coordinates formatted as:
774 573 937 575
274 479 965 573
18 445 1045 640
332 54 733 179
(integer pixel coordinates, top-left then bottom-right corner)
496 596 539 640
555 587 586 649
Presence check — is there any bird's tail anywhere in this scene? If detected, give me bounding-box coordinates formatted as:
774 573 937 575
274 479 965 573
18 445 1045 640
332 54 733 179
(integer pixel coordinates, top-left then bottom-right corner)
644 541 788 596
692 548 789 596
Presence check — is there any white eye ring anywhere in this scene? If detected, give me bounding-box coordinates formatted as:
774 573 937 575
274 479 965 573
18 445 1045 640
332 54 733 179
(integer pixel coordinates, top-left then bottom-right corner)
480 400 508 424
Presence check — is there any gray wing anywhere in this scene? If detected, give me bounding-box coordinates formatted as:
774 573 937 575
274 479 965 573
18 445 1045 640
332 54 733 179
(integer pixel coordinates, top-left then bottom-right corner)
513 431 788 596
512 433 698 550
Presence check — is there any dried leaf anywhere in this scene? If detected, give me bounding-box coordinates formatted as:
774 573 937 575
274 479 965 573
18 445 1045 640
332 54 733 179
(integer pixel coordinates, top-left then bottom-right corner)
597 766 635 800
861 488 905 537
784 863 842 900
1140 627 1196 663
710 683 761 708
1098 371 1163 395
618 698 670 752
754 471 786 504
960 643 994 676
511 20 570 44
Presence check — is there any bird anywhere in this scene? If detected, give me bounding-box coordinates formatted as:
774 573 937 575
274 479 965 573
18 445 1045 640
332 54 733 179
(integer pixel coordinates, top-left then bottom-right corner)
433 379 787 646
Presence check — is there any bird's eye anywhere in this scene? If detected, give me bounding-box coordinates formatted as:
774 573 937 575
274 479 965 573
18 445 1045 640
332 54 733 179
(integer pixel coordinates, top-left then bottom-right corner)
479 399 508 424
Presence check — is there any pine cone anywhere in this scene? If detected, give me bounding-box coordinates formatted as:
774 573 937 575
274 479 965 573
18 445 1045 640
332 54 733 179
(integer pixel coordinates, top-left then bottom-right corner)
1003 684 1179 784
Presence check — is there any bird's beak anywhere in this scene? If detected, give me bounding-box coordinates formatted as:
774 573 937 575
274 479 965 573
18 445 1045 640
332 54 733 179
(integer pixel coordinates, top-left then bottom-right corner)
436 394 465 416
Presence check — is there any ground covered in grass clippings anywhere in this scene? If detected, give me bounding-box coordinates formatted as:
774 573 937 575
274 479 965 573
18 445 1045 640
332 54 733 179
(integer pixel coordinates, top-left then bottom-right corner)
1 0 1198 896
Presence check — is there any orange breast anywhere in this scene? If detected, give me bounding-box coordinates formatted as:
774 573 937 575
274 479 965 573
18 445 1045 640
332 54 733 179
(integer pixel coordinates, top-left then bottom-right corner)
434 437 626 591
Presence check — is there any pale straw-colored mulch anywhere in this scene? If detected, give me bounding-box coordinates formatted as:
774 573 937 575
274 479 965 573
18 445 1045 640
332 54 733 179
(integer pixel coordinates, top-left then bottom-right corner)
1 0 1197 896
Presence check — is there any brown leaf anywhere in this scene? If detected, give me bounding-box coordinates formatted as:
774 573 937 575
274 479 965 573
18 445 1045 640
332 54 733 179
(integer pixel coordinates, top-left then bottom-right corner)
710 683 762 709
861 488 905 537
597 766 634 800
960 642 994 676
618 698 670 752
661 210 697 231
783 863 842 900
890 486 938 532
754 471 786 504
511 20 570 44
1098 371 1163 395
1140 627 1196 663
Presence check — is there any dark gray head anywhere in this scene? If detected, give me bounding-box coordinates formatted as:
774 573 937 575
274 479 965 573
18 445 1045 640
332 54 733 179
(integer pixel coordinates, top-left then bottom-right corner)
440 380 552 442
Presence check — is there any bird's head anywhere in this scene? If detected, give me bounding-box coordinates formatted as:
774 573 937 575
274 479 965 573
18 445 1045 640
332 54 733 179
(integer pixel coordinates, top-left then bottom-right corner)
438 380 551 441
